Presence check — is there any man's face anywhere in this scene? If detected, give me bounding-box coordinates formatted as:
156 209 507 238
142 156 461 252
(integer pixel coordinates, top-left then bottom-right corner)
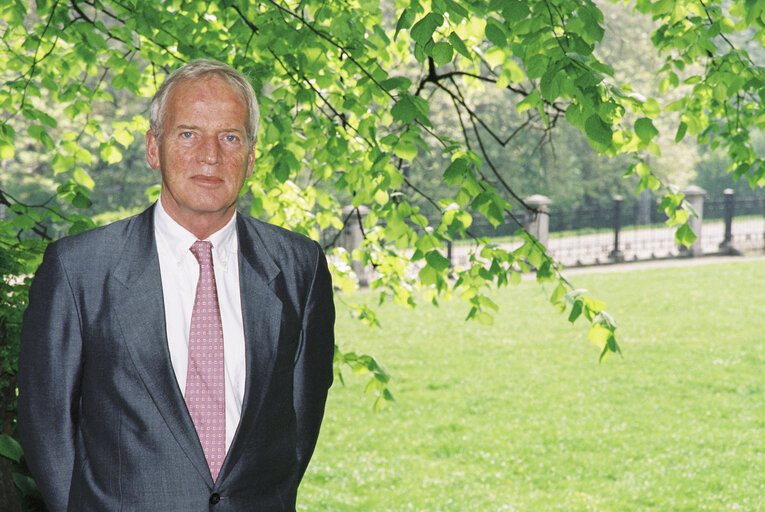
146 75 255 229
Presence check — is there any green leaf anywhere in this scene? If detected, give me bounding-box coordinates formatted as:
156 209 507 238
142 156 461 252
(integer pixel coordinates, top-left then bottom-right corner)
584 114 613 149
72 191 92 210
483 47 506 69
10 214 35 230
273 160 290 183
0 434 23 463
76 148 93 165
478 295 499 312
502 0 530 23
410 96 431 124
0 139 14 160
675 121 688 143
584 297 606 316
410 12 444 46
100 144 123 165
550 282 566 305
527 246 543 268
73 167 95 190
634 117 658 142
36 111 58 128
114 128 134 148
568 299 583 323
28 125 55 150
395 8 415 38
540 69 562 102
425 249 451 272
393 140 418 160
497 61 524 88
12 472 41 500
441 0 468 21
113 73 126 90
588 323 611 348
444 158 468 185
676 223 697 247
516 90 540 114
381 77 412 92
391 96 417 124
485 18 507 47
641 97 661 118
599 332 620 363
476 311 494 325
448 31 471 58
431 41 454 65
418 263 439 286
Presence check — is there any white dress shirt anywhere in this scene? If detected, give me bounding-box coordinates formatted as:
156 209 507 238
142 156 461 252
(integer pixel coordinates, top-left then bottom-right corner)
154 199 246 453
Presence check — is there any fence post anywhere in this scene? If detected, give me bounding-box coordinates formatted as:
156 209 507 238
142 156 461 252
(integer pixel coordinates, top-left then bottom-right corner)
718 188 741 255
341 205 370 286
525 194 552 247
637 189 651 225
762 195 765 251
609 195 625 262
681 185 706 257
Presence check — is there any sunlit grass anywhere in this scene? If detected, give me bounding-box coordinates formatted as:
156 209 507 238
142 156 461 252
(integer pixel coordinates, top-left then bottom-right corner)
299 258 765 511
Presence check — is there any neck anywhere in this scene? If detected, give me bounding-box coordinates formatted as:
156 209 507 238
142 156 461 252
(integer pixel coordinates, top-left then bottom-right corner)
159 196 235 240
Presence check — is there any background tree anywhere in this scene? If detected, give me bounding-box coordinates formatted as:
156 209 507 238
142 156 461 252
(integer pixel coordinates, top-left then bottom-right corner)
1 0 763 507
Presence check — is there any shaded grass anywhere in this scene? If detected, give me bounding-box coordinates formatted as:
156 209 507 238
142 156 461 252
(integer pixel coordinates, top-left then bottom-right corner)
299 259 765 511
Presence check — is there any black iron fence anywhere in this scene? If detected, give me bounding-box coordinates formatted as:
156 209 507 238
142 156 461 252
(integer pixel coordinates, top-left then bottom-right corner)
451 190 765 267
329 189 765 273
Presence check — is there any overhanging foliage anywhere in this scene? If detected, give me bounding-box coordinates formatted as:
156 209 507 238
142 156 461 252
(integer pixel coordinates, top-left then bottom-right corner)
1 0 763 417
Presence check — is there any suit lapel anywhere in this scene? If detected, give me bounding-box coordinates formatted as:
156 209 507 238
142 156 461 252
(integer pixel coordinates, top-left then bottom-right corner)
219 216 283 478
111 206 213 486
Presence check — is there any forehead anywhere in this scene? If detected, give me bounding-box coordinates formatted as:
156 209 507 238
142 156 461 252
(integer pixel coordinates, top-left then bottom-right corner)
165 75 247 127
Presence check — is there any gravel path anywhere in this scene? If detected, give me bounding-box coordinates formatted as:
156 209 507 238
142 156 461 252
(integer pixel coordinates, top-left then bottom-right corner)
558 252 765 276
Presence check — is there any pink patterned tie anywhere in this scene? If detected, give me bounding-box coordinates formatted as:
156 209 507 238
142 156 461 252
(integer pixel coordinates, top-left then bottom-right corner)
186 240 225 481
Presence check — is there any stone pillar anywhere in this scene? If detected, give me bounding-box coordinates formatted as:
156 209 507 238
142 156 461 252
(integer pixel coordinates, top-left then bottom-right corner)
341 205 370 286
525 194 552 247
609 195 625 262
681 185 706 257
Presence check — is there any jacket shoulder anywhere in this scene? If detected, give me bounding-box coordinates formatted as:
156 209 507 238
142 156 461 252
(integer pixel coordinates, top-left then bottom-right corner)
238 216 321 257
46 208 151 265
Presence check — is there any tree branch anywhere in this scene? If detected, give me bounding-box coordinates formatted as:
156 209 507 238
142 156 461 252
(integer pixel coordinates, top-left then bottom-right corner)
263 0 392 100
16 0 61 115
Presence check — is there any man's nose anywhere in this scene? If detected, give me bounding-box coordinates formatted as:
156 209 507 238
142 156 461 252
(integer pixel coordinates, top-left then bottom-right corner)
198 136 221 164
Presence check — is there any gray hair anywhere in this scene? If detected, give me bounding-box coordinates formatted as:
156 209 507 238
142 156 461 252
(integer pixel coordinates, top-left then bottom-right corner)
148 59 260 147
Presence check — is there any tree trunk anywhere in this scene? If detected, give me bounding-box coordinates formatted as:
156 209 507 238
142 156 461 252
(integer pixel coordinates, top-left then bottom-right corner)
0 457 21 512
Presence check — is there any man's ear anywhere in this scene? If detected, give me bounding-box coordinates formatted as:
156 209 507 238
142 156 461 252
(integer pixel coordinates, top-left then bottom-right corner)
146 130 161 170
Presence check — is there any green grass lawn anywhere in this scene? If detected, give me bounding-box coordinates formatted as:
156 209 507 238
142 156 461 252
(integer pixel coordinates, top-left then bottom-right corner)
298 259 765 511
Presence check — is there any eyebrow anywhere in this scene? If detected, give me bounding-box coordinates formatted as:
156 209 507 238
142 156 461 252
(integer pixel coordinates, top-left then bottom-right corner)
175 124 245 133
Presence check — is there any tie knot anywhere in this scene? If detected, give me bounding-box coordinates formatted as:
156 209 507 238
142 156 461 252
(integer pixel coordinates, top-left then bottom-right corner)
190 240 213 264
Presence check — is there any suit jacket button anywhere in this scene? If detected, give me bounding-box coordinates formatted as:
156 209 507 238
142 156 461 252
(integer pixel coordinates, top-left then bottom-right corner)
209 493 221 505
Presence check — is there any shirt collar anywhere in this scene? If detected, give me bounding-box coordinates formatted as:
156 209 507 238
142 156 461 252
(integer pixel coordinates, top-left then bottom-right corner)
154 196 238 266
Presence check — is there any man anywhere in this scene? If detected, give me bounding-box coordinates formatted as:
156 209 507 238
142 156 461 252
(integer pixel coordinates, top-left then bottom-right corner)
18 59 335 511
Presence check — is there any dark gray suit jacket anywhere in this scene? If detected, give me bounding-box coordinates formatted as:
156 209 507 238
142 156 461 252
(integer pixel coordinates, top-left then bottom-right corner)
17 205 335 511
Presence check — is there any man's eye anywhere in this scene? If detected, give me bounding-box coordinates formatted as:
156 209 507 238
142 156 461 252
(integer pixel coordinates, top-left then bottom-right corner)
225 135 237 142
181 132 193 138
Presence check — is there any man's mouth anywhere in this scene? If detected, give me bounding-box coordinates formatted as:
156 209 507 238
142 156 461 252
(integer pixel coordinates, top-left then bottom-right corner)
191 175 223 185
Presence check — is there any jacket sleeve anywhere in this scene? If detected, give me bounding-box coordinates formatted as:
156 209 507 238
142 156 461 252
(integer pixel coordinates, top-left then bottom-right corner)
18 242 83 512
292 241 335 482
